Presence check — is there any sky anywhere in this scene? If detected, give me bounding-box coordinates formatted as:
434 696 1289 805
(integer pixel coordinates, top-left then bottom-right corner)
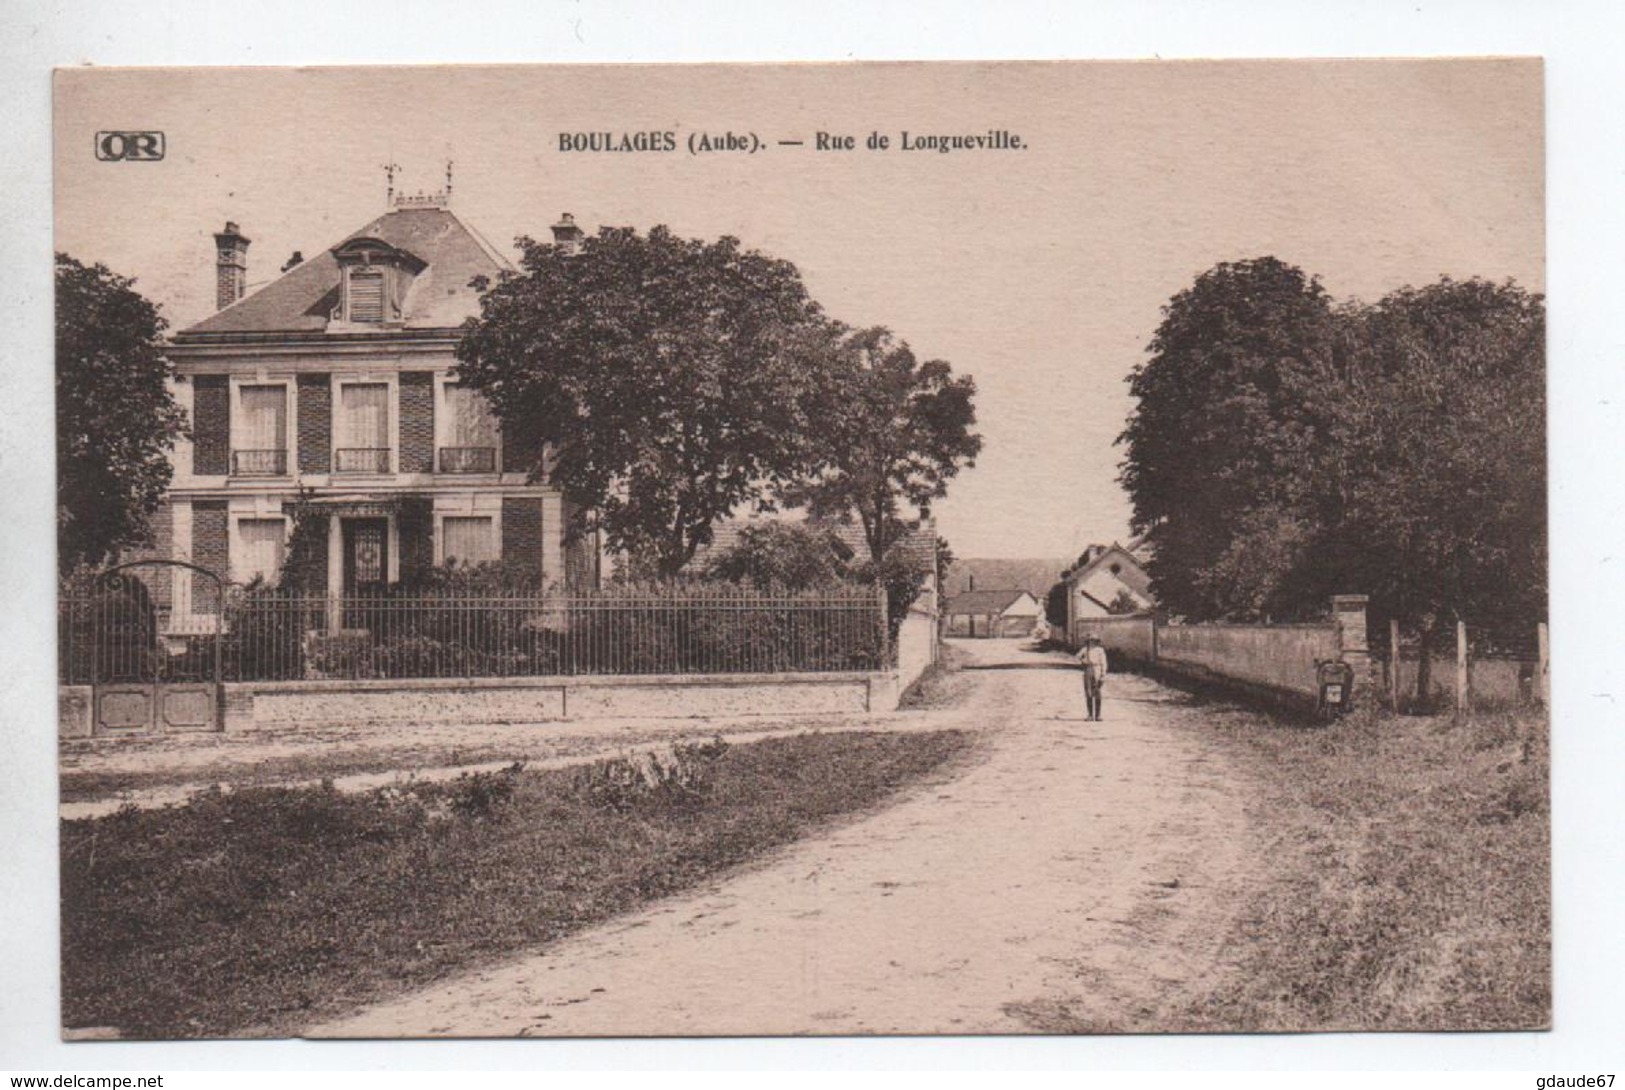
53 60 1543 559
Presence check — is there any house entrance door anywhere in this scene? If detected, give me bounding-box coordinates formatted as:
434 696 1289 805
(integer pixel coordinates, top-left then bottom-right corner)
341 518 389 628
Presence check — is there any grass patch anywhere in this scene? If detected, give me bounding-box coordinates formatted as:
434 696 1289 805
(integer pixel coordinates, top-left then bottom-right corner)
61 729 971 1039
1174 703 1550 1032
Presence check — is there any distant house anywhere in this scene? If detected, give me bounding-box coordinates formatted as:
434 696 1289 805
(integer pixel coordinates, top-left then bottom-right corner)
941 558 1068 601
1062 537 1155 641
943 588 1043 638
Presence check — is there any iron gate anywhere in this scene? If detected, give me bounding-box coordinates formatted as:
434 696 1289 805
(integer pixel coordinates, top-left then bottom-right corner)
90 560 224 735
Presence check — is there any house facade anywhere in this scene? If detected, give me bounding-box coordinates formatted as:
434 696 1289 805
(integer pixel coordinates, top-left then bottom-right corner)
145 190 595 629
1062 537 1155 642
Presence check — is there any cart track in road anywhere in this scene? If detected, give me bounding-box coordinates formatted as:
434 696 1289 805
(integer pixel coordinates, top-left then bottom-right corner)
307 638 1265 1037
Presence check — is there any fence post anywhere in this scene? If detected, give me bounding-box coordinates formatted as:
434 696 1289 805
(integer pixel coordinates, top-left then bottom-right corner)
1537 621 1550 707
877 582 892 667
1455 620 1469 720
1389 617 1402 713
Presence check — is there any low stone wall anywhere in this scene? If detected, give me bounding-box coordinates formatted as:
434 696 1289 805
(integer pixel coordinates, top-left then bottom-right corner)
62 671 900 738
1073 615 1157 662
240 671 893 730
1157 623 1337 699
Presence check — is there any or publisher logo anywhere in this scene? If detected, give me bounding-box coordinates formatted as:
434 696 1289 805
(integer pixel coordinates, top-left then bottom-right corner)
96 131 165 161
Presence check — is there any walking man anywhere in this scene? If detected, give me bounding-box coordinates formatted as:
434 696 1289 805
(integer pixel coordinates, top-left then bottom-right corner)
1076 634 1109 721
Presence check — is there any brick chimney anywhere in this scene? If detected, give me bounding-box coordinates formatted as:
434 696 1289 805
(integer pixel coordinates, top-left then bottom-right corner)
550 212 585 255
213 221 251 310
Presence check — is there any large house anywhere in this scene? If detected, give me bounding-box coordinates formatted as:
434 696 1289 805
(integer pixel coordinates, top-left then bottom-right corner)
145 187 596 630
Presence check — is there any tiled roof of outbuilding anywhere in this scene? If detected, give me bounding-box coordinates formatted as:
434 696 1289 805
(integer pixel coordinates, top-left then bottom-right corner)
942 588 1033 616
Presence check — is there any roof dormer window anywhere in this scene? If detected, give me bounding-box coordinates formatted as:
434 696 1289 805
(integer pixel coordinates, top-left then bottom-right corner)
348 269 384 322
329 237 426 329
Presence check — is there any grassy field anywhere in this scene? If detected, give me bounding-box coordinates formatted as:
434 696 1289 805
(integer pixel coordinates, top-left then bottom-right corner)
60 728 971 1039
1174 700 1550 1032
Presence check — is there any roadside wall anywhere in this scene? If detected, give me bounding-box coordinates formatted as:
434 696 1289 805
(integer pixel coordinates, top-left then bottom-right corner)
1157 623 1338 700
1072 615 1156 663
1066 595 1366 707
61 670 903 739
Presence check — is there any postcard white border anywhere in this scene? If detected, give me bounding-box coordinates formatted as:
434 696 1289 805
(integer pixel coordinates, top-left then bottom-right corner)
3 0 1621 1076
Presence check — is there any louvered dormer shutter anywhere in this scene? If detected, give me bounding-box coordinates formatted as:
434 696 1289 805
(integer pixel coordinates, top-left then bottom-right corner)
349 270 384 322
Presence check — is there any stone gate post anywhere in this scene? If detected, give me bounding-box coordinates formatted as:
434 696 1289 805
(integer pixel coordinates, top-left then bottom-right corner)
1332 594 1375 707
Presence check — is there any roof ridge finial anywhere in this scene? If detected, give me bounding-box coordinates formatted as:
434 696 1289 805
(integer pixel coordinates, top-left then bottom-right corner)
445 159 454 203
383 161 400 209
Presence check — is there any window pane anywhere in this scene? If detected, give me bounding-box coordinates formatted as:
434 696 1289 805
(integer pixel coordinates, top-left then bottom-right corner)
240 385 287 450
445 384 499 447
442 516 497 566
339 383 389 447
238 519 286 585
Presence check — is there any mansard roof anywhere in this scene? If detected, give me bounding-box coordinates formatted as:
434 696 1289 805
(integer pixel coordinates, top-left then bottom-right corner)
177 206 511 340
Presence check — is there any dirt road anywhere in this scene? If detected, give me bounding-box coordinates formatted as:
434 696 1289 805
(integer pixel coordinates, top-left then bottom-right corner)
311 639 1261 1037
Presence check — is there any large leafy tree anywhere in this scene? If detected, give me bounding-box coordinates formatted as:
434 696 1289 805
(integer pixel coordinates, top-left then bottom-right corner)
56 253 187 574
1118 257 1339 620
789 326 981 565
1119 257 1545 699
456 226 840 578
1326 279 1545 688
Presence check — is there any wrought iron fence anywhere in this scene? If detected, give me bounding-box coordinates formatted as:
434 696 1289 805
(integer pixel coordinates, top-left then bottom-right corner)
60 585 889 683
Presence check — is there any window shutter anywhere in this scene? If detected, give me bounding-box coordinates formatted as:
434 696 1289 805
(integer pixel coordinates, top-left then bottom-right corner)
349 272 384 322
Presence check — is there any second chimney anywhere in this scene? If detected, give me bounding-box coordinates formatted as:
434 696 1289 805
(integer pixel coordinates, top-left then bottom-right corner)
550 213 585 255
214 221 251 310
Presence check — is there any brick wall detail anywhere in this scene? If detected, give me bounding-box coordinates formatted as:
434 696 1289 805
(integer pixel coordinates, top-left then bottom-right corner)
191 500 229 612
501 497 544 575
398 497 434 583
399 372 435 474
191 376 230 476
297 375 332 473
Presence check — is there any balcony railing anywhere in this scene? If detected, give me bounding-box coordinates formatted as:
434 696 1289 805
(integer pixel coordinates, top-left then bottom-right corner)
438 446 498 474
231 449 288 477
334 448 391 474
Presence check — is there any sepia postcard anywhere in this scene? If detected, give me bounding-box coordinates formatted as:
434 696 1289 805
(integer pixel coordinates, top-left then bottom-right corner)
52 59 1547 1040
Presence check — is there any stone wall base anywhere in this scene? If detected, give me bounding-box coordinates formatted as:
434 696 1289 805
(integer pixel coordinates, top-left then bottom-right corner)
61 671 901 739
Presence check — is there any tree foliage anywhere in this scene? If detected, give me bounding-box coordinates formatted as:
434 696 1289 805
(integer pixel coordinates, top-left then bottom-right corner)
1118 257 1338 621
1327 278 1546 638
56 253 187 573
702 523 844 590
455 226 838 578
1044 580 1068 627
788 327 981 565
1119 258 1545 652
